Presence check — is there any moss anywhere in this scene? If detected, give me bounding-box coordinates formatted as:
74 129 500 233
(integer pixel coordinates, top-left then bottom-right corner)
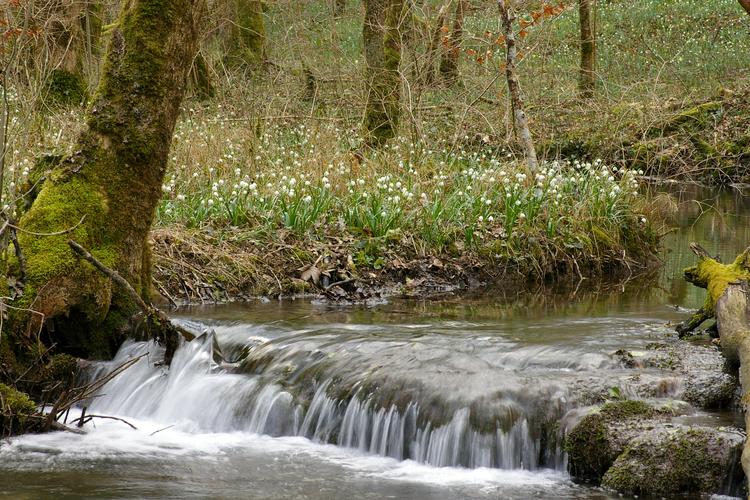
600 400 655 420
651 101 723 137
565 400 658 481
683 249 750 317
601 428 731 496
18 175 114 285
229 0 266 68
0 383 36 415
43 354 78 382
46 69 88 106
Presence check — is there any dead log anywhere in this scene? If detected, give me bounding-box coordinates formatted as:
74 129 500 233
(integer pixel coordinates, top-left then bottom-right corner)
680 242 750 489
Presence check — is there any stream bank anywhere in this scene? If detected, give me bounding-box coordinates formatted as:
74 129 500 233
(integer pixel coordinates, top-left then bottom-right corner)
0 184 748 499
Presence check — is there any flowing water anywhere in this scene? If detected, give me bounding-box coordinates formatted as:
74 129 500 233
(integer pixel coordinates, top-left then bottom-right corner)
2 185 750 499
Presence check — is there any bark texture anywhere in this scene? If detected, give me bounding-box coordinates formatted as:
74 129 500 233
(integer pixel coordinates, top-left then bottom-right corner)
363 0 404 146
578 0 595 97
497 0 538 172
229 0 266 68
14 0 203 358
682 244 750 492
422 2 449 85
438 0 465 86
46 0 102 105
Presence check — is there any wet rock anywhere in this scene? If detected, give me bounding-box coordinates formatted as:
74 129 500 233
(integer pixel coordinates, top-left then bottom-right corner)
602 426 745 497
564 400 746 497
564 400 666 480
613 341 738 409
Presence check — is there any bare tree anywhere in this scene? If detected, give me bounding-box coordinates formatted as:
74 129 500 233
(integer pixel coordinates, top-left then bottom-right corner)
578 0 595 97
46 0 102 104
497 0 538 172
438 0 466 86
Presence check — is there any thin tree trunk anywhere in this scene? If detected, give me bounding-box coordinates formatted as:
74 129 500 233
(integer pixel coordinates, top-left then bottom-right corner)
189 51 216 100
422 1 450 86
15 0 203 357
578 0 596 98
438 0 465 86
363 0 404 146
497 0 538 172
739 0 750 16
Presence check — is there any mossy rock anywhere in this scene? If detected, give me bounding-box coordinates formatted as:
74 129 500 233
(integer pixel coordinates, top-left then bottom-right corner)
601 427 745 497
565 400 660 481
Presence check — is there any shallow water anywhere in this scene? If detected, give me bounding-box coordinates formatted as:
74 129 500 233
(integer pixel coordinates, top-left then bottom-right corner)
1 184 749 499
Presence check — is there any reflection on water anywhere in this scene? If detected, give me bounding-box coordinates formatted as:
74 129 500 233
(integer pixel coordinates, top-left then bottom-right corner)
0 184 747 500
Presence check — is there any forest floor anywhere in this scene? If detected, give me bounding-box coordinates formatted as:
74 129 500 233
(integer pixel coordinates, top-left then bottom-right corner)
6 0 749 304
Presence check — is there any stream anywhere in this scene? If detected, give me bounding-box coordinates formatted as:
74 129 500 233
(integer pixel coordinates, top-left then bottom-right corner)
1 184 749 499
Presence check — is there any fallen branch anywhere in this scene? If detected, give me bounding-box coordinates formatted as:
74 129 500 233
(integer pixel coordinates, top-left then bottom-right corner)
68 239 196 364
72 414 138 430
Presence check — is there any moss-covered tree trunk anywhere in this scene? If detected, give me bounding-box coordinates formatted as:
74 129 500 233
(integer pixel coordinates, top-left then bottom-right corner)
438 0 465 86
363 0 404 146
228 0 266 69
680 243 750 491
13 0 203 358
578 0 596 98
46 0 102 105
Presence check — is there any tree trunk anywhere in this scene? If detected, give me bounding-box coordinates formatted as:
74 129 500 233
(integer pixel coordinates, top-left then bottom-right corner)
189 51 216 100
13 0 203 358
680 243 750 491
578 0 596 98
228 0 266 69
363 0 404 147
739 0 750 16
422 2 450 86
45 0 102 105
438 0 465 86
496 0 538 172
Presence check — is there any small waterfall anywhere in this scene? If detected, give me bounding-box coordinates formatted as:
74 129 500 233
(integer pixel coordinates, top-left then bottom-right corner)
82 331 571 471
